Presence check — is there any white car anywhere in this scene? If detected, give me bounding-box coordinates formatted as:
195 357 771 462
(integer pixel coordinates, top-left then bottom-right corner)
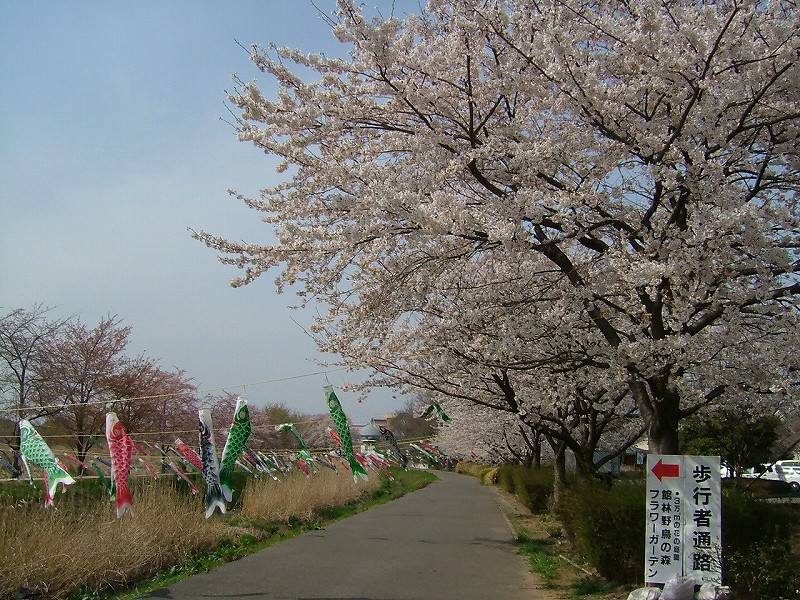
741 463 800 491
775 460 800 469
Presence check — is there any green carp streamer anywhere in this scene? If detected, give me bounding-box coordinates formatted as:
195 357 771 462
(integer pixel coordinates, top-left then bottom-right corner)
324 386 368 482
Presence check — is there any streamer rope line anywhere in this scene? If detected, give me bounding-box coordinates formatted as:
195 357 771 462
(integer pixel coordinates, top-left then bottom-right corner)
0 367 349 415
0 415 416 440
1 434 435 458
0 435 440 483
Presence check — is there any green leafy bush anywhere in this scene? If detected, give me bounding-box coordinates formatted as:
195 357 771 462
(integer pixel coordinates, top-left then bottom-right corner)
495 463 516 494
721 488 800 599
554 476 800 594
558 479 645 584
495 464 554 513
725 541 800 600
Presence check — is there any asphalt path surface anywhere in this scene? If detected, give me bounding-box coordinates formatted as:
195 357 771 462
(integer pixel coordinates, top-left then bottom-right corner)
139 470 542 599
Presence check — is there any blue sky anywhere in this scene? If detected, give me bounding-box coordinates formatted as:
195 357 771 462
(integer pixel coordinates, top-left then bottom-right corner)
0 1 418 422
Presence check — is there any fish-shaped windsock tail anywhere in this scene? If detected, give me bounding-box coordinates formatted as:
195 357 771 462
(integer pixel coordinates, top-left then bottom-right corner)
348 456 370 482
419 404 435 419
47 464 76 501
19 453 33 483
434 402 453 422
390 449 408 469
205 483 227 519
42 471 54 507
115 484 133 518
219 464 235 503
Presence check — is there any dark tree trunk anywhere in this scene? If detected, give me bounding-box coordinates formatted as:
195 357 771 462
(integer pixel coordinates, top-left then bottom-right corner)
574 449 595 480
648 400 680 455
546 435 568 509
630 378 681 454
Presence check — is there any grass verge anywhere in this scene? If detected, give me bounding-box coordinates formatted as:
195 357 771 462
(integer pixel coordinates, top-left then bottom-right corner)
515 526 561 585
491 476 628 600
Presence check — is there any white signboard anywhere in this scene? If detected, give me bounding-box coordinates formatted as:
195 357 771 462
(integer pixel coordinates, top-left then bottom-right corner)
645 455 722 585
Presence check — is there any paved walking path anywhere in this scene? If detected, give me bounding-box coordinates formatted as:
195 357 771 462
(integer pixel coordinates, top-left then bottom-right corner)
140 471 543 599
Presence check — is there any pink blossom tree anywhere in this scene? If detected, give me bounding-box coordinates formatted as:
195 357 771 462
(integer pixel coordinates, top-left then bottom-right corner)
197 0 800 454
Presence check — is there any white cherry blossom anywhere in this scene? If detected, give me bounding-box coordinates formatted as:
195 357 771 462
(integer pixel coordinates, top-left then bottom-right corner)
196 0 800 455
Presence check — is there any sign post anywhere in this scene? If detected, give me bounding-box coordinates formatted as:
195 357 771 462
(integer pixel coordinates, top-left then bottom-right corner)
645 454 722 585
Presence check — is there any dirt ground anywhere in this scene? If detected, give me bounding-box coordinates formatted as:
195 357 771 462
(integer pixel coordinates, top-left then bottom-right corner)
493 487 630 600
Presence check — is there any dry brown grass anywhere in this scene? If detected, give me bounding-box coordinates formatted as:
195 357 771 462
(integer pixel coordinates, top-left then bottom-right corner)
0 482 224 599
455 461 499 485
240 468 381 522
0 470 386 599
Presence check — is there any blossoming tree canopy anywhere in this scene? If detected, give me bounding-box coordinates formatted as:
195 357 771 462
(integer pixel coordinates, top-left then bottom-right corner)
196 0 800 454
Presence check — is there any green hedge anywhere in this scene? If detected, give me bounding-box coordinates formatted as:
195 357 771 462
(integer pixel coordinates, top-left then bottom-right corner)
461 461 799 597
721 490 800 600
495 464 553 513
558 479 645 584
557 478 800 596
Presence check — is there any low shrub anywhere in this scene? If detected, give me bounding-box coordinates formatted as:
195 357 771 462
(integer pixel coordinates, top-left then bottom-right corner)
513 468 533 509
495 464 553 513
725 540 800 600
496 464 516 494
554 476 800 594
558 479 645 584
454 461 497 484
480 466 499 485
721 487 800 599
724 476 794 496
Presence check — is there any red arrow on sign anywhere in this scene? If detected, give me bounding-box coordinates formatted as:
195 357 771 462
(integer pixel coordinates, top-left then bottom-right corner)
651 458 680 481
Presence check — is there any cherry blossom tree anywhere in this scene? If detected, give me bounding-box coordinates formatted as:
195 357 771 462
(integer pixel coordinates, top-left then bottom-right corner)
0 306 66 418
298 413 336 448
435 399 543 465
0 305 69 470
108 359 199 444
198 0 800 454
43 316 132 464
